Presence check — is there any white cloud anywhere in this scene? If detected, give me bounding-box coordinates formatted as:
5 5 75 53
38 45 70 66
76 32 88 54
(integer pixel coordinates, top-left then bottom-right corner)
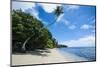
80 24 95 30
12 1 40 20
12 2 35 11
66 5 80 11
56 5 80 27
39 3 61 13
57 14 64 22
68 25 76 30
60 18 70 26
25 8 39 20
56 14 70 26
57 15 76 29
80 24 90 29
63 20 70 26
61 35 95 47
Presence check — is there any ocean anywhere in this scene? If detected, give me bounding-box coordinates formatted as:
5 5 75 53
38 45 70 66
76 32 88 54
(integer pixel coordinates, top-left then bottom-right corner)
58 47 96 61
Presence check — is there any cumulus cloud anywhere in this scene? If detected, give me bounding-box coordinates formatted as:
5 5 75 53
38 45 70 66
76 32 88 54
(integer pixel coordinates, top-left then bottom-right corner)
25 7 39 20
57 14 64 22
66 5 80 11
56 5 80 28
12 2 35 11
12 1 40 20
56 14 70 26
59 18 70 26
63 20 70 26
61 35 95 47
68 25 76 30
39 3 61 13
57 14 76 30
80 24 95 30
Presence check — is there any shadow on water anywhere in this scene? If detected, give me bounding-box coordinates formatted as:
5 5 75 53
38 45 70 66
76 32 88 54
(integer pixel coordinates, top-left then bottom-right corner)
13 49 51 57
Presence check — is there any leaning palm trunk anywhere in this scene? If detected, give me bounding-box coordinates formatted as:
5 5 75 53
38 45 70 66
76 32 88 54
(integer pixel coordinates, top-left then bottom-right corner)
21 17 57 51
21 6 63 51
22 36 31 51
22 35 33 51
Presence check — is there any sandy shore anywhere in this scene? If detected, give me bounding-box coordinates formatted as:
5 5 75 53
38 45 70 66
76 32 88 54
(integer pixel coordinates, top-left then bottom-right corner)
12 48 87 66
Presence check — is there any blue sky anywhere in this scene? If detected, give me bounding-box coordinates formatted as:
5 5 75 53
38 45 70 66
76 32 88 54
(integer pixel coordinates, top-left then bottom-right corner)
12 1 96 47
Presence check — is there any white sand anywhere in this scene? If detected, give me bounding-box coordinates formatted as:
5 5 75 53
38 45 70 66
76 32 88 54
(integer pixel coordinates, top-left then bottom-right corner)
12 48 88 66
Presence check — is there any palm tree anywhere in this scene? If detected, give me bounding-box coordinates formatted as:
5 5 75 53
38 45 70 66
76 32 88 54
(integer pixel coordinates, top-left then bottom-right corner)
22 6 64 52
46 6 64 27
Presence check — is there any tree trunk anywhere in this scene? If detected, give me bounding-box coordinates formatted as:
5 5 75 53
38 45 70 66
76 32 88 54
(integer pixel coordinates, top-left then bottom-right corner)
21 17 57 51
22 36 33 51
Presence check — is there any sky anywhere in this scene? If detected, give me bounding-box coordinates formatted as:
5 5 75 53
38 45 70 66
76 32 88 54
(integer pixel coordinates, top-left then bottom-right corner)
12 1 96 47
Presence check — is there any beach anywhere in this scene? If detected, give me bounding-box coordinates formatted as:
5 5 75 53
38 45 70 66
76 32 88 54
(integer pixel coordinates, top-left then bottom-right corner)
12 48 87 66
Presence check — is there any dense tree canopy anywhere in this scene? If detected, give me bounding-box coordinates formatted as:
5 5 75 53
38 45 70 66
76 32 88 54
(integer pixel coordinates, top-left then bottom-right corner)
12 9 58 52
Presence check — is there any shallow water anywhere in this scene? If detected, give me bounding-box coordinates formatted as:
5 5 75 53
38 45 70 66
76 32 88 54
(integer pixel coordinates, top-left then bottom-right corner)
58 47 96 61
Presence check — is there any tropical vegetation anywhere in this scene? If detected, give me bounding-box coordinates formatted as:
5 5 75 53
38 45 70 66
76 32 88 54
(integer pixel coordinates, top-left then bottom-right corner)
12 6 64 53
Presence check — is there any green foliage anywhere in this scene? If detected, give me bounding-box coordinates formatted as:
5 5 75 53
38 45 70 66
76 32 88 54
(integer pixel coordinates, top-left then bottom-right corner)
12 9 57 52
54 6 64 17
57 44 68 48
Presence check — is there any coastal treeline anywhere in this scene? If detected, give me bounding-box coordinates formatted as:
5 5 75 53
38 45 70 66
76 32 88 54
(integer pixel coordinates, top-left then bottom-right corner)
12 6 67 53
12 10 58 53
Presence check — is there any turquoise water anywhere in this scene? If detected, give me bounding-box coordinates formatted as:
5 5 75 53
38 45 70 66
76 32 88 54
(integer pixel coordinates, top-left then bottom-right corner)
59 47 96 61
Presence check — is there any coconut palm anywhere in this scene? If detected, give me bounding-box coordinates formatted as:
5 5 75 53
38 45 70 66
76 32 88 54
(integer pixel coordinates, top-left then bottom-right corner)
22 6 64 52
46 6 64 27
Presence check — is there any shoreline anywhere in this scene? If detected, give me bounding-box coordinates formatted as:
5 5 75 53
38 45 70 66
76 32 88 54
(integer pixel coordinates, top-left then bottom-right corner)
12 48 88 66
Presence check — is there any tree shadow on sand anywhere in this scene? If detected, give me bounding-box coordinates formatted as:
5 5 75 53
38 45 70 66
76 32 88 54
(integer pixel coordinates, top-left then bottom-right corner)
13 49 51 57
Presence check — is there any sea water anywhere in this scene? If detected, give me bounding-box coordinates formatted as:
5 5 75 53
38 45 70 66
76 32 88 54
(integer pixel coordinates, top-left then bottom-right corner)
59 47 96 61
